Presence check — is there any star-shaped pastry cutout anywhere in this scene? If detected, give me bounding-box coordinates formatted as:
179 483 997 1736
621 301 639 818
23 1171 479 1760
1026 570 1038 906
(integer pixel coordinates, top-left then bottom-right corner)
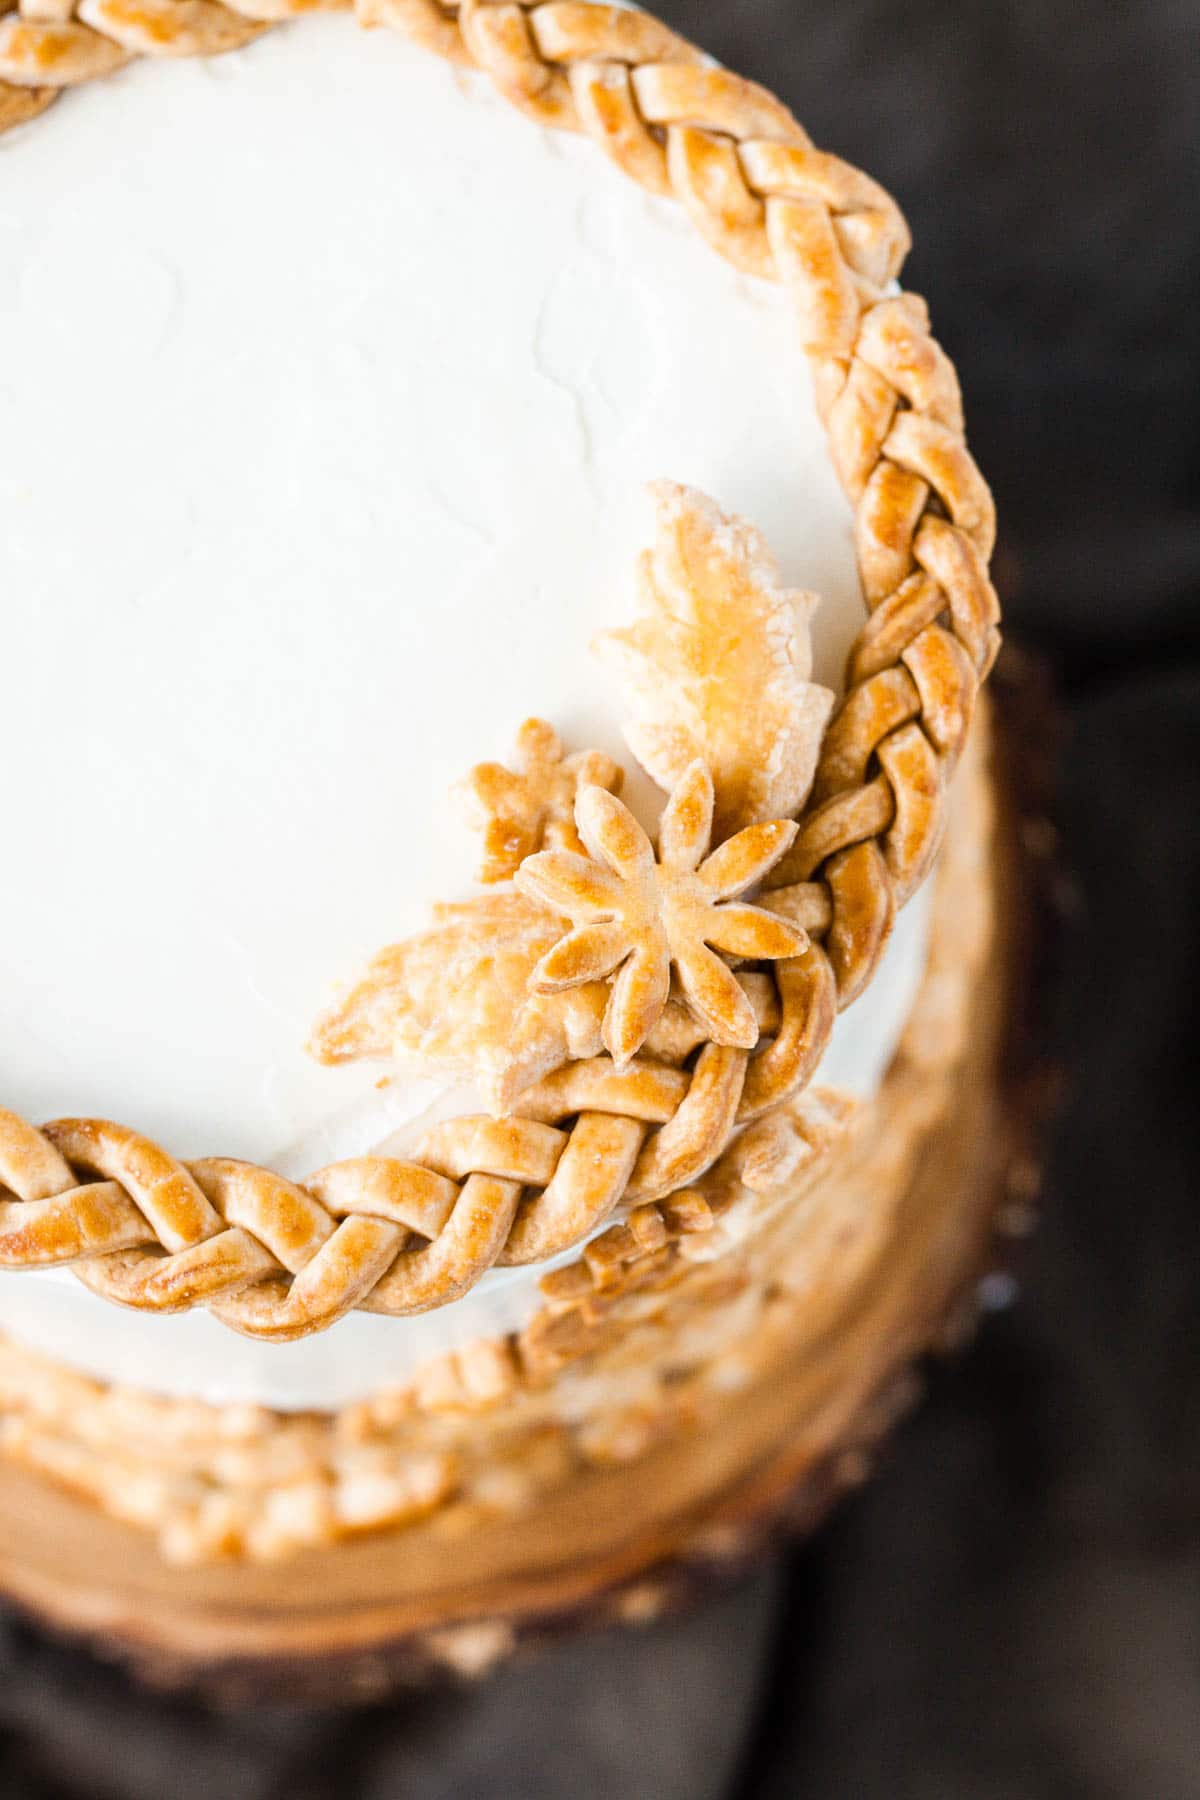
456 717 624 884
514 761 807 1067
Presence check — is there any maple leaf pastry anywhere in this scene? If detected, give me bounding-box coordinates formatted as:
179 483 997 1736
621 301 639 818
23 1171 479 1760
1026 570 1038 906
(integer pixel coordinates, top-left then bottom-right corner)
0 3 1030 1690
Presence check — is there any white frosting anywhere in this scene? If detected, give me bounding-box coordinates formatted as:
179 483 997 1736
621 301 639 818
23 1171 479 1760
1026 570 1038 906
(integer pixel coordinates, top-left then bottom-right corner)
0 23 930 1409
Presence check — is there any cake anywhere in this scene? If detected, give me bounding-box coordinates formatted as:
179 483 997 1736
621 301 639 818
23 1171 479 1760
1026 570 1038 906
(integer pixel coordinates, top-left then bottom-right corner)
0 2 1019 1689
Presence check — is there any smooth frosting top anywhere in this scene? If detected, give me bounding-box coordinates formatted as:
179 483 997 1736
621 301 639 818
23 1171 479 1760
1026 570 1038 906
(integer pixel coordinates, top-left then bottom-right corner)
0 23 930 1407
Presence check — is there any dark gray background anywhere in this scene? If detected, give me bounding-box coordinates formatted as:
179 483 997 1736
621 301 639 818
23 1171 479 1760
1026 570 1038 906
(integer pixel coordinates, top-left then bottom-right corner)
3 2 1199 1793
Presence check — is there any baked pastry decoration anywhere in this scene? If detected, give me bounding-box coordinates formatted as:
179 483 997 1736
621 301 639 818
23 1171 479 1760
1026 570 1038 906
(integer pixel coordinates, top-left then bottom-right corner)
595 480 833 838
515 761 805 1065
309 889 583 1113
455 718 624 886
0 3 1024 1673
317 484 822 1101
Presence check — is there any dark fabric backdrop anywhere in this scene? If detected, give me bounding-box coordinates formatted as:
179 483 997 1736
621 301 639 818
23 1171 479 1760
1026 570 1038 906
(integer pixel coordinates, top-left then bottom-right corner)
3 4 1198 1793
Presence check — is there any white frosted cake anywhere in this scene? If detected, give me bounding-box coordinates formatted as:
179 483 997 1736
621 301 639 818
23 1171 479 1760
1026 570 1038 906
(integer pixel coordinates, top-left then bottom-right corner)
0 1 1011 1686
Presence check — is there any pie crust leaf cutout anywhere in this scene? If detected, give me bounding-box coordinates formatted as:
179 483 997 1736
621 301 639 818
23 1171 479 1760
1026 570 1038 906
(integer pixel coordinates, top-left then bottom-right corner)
308 890 609 1116
515 761 807 1068
455 717 624 884
595 481 835 839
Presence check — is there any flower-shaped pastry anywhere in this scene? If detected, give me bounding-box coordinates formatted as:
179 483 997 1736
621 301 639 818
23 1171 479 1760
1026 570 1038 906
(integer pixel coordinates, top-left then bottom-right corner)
514 761 807 1067
456 717 624 883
